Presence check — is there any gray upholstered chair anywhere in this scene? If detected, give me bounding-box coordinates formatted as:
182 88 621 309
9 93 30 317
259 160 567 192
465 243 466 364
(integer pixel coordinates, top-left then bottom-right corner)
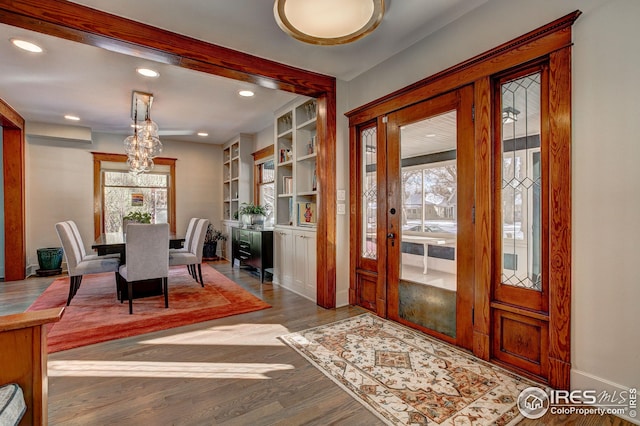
118 223 169 314
169 218 209 285
169 217 198 279
55 221 120 305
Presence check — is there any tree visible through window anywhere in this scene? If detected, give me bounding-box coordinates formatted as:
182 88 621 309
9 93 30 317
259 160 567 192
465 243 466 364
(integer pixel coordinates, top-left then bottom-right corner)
402 161 457 234
103 170 169 232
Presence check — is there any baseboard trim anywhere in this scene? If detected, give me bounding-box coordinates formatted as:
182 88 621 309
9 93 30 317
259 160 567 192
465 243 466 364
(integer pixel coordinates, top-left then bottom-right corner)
571 369 639 424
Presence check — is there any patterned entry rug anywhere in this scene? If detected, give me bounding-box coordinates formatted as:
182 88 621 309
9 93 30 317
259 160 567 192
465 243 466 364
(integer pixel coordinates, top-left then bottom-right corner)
280 313 537 425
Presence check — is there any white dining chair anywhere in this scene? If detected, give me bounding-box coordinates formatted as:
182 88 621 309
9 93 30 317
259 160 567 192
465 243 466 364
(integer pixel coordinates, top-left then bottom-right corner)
118 223 170 314
169 218 209 286
55 221 120 305
169 217 198 279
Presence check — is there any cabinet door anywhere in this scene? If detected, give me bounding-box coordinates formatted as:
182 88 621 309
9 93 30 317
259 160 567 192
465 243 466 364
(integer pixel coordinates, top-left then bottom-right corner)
274 228 293 287
293 229 316 301
302 231 317 301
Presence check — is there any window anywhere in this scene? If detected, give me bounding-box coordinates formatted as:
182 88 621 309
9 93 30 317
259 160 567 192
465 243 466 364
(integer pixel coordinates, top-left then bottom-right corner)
92 153 176 237
257 159 275 225
401 160 457 235
103 170 169 232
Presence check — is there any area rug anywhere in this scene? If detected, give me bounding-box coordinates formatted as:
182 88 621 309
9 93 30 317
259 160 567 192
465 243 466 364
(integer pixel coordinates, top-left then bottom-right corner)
280 313 536 426
27 264 270 353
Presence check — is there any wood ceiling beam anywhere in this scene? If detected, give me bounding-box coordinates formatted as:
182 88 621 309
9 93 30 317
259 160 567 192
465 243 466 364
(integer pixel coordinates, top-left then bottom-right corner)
0 0 335 97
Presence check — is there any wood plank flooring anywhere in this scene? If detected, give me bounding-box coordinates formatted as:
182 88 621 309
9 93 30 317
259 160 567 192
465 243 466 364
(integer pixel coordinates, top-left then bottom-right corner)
0 262 633 425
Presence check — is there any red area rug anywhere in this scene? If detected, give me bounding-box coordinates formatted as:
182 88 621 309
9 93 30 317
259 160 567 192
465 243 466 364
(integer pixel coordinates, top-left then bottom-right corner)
27 264 270 353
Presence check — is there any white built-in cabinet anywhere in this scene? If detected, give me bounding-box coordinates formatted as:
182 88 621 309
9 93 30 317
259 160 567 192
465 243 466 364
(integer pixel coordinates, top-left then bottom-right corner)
272 98 318 303
222 133 253 260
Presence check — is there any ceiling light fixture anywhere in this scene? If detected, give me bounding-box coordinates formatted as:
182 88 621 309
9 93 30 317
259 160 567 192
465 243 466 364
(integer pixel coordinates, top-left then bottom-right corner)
502 106 520 124
238 90 255 97
197 132 209 137
136 68 159 78
274 0 385 45
124 91 163 175
64 115 80 121
10 38 43 53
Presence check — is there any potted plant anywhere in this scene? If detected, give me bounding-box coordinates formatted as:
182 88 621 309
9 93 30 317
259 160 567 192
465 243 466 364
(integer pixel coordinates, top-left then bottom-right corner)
203 224 227 259
122 211 152 232
238 203 267 227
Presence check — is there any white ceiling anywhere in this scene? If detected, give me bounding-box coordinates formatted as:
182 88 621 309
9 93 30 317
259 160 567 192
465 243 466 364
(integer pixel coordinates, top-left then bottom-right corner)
0 0 488 145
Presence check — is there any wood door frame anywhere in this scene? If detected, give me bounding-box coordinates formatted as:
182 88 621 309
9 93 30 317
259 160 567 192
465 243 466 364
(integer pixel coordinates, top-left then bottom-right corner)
347 11 578 389
0 0 336 306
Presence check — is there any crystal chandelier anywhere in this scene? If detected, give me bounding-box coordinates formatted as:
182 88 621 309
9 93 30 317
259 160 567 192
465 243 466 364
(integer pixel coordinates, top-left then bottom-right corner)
124 91 163 174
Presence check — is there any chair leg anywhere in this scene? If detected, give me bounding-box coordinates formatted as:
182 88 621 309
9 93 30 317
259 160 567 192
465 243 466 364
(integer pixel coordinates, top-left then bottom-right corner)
163 277 169 308
73 275 83 298
190 264 197 280
197 264 204 287
128 281 134 314
66 276 77 306
115 272 121 302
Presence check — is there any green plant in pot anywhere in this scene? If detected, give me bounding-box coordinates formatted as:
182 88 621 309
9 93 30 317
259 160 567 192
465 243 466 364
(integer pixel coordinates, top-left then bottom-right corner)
203 224 227 259
122 211 152 232
238 203 267 227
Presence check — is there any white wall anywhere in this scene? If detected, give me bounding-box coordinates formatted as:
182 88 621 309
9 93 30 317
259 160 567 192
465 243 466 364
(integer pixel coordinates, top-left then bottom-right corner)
26 132 221 273
340 0 640 416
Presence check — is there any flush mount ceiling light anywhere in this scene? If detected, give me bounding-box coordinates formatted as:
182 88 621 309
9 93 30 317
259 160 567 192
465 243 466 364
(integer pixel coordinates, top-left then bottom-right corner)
64 114 80 121
274 0 385 45
238 90 255 97
10 38 43 53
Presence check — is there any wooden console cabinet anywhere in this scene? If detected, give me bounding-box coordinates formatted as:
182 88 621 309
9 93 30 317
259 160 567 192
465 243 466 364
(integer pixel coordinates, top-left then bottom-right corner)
232 227 273 282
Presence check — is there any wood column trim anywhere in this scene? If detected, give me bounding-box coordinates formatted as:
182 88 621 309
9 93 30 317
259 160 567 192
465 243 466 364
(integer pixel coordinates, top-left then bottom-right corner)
472 77 492 361
1 98 26 281
547 46 572 390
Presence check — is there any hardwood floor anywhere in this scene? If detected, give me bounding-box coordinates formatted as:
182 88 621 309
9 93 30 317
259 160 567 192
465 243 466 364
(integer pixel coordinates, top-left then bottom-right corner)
1 262 633 425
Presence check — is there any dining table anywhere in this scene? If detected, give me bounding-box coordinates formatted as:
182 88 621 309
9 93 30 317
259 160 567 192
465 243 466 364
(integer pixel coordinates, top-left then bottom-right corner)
92 231 185 299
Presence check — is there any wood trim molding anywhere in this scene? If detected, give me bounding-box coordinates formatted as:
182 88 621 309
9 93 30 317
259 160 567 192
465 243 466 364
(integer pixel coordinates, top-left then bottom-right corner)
346 10 581 125
91 152 177 237
251 145 274 162
1 0 337 307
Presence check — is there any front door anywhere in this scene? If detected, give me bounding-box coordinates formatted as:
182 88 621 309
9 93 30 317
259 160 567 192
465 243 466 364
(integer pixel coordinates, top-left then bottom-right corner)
386 86 474 350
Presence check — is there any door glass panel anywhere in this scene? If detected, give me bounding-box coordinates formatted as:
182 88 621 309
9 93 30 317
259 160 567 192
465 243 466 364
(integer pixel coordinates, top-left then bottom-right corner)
501 72 542 291
398 111 457 338
361 126 377 259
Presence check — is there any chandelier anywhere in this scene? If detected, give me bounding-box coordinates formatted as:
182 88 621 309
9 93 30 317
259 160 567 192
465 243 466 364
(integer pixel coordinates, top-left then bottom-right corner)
124 91 163 174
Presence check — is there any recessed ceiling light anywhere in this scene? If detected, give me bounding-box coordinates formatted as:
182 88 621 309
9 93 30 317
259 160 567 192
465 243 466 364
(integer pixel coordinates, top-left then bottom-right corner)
426 133 436 138
239 90 254 97
64 115 80 121
11 38 43 53
197 132 209 137
137 68 159 78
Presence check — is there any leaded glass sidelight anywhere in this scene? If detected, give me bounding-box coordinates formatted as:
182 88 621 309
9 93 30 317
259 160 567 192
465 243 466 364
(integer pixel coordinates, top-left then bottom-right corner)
361 126 377 259
501 72 542 291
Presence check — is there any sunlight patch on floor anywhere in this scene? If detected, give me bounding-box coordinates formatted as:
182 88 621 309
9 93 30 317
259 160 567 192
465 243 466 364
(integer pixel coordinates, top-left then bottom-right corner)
48 360 294 379
138 323 291 346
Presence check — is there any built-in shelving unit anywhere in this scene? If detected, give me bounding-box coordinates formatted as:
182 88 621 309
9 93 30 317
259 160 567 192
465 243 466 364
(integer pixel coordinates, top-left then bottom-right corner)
273 98 318 303
275 98 318 228
222 134 253 221
222 134 253 260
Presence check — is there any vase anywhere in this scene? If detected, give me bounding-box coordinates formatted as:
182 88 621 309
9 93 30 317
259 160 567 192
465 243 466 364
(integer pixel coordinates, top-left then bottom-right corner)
202 242 218 259
241 214 265 228
36 247 63 276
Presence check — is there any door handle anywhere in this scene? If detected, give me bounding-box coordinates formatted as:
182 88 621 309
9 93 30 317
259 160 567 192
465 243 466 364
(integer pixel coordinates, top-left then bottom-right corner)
387 233 395 239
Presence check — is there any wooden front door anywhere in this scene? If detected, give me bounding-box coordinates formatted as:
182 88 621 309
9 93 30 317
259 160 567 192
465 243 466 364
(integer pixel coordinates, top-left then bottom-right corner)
385 87 475 350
